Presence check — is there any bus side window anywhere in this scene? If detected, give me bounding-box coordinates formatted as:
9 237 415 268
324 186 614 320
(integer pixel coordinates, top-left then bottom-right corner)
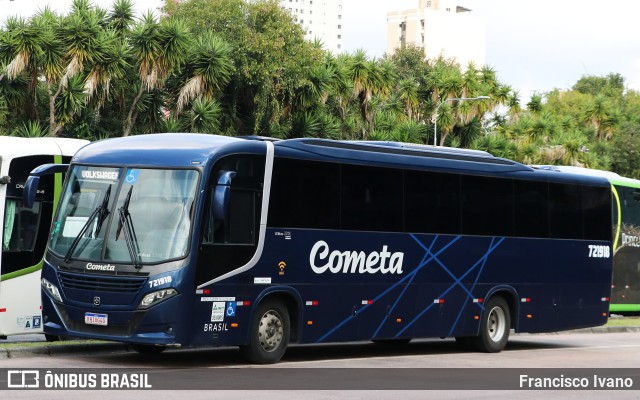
204 171 257 245
197 154 264 285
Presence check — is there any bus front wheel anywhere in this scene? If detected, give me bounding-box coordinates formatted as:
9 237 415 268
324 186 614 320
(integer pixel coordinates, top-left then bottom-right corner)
241 299 290 364
472 296 510 353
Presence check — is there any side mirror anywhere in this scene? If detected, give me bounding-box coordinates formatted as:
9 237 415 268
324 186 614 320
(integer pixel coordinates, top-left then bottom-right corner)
212 170 236 222
23 163 70 208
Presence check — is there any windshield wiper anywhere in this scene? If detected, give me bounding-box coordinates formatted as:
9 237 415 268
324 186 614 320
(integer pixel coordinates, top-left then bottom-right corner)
116 186 141 269
64 185 112 263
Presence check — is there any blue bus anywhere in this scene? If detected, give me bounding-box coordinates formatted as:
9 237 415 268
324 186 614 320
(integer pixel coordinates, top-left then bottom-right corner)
27 134 613 363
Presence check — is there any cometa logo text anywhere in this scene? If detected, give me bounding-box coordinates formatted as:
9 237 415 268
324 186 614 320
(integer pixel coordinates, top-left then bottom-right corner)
309 240 404 275
86 263 116 271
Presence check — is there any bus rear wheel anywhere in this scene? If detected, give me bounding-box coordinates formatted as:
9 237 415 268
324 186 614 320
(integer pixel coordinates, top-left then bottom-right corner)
472 296 510 353
241 299 290 364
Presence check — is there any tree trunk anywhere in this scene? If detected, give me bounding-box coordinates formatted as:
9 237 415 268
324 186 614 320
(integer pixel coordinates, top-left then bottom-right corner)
124 86 145 137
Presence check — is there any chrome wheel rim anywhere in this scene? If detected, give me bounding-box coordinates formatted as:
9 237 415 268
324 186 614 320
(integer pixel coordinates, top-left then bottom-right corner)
258 310 284 352
487 306 506 342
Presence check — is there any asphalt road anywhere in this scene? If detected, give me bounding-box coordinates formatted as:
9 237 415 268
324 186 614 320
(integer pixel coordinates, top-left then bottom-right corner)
1 331 640 399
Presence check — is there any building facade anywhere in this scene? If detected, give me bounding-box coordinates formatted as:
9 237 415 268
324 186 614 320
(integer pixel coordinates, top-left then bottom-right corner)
279 0 344 53
387 0 486 67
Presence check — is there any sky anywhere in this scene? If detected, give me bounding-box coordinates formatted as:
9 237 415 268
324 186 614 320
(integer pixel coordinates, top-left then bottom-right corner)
2 0 640 100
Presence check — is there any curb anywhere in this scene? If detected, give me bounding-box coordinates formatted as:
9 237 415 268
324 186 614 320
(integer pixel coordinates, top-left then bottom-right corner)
557 326 640 334
0 342 127 360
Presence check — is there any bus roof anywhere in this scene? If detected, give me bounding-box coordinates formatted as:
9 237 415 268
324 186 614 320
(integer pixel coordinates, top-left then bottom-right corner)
274 138 532 174
535 165 640 188
0 136 88 161
69 134 610 187
73 133 243 167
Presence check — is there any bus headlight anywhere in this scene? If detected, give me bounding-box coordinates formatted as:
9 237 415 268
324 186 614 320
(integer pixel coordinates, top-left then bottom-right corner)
41 278 63 303
138 289 178 310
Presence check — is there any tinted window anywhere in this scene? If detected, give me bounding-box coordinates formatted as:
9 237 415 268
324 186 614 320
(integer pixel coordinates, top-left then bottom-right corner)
461 176 513 236
196 154 265 285
514 180 549 238
268 158 339 229
405 170 460 234
341 165 403 232
582 185 611 241
549 183 583 239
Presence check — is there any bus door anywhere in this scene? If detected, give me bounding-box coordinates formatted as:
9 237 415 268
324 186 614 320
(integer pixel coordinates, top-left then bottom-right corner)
0 155 56 335
194 154 265 346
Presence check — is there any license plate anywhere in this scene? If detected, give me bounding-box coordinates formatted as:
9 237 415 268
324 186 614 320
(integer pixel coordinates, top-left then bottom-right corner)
85 312 108 326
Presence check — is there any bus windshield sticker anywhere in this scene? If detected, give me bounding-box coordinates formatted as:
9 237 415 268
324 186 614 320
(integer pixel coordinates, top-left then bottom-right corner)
62 216 90 238
211 302 225 322
226 302 236 318
125 169 139 184
81 170 119 181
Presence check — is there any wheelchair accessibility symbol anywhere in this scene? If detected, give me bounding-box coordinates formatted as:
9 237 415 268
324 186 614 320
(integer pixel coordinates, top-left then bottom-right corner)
125 169 139 184
226 302 236 317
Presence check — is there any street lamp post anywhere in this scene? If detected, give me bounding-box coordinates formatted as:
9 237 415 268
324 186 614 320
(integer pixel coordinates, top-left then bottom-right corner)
433 96 490 146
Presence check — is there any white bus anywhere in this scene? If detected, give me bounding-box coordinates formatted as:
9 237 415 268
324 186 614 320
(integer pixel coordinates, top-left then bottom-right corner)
0 136 87 338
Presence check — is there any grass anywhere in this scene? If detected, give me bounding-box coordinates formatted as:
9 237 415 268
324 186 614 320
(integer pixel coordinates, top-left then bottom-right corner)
0 339 108 349
606 316 640 327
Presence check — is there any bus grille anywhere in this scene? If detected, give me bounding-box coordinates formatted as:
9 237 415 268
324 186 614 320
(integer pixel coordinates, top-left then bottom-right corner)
57 271 146 293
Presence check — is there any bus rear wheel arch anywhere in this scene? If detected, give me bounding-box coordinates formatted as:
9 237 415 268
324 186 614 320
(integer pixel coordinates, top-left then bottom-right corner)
471 296 511 353
240 298 290 364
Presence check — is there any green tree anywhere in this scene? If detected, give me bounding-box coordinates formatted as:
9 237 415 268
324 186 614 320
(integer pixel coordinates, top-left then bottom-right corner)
125 14 191 136
166 0 324 135
584 94 610 140
610 123 640 179
175 31 234 115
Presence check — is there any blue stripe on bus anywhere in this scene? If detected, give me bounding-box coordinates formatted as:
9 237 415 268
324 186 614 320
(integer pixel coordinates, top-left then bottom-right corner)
448 237 498 336
316 235 462 343
395 236 505 338
371 236 440 337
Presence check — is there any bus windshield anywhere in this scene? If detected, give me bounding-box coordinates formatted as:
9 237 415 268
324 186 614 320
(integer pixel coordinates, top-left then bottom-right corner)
49 166 199 264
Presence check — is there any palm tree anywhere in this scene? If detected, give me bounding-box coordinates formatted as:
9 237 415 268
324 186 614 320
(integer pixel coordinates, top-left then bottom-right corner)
435 101 455 146
47 1 107 135
506 90 522 122
107 0 135 36
526 93 543 114
397 77 420 121
345 50 395 139
124 14 191 136
83 29 130 111
175 31 233 115
584 94 609 140
0 14 53 121
187 97 222 133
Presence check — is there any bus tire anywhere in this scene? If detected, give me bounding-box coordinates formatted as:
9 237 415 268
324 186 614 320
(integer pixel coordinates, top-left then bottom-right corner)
472 296 510 353
241 299 290 364
130 344 167 354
